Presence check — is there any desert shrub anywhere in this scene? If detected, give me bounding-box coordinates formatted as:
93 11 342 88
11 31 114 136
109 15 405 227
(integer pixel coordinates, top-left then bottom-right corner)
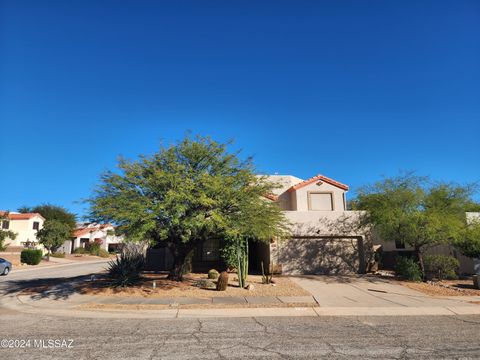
86 239 103 256
208 269 219 279
20 249 43 265
50 252 65 258
395 256 422 281
98 249 110 258
73 247 87 254
107 250 145 287
195 279 216 289
424 255 459 280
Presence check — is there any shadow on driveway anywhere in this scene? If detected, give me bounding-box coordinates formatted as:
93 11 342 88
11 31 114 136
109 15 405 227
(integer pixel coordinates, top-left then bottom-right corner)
1 273 106 301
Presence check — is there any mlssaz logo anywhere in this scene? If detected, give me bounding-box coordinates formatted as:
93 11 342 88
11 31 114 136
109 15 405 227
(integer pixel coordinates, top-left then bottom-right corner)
34 339 74 349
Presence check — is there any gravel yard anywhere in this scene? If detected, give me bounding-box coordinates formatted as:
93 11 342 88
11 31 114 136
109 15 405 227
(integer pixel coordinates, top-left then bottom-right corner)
78 272 310 298
397 278 480 297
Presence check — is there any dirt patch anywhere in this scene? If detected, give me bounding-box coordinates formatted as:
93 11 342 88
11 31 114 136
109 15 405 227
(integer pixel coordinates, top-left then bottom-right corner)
78 302 317 311
77 273 309 298
396 279 480 297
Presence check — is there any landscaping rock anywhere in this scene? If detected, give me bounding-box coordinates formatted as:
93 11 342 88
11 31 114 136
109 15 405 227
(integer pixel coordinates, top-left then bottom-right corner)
246 284 254 291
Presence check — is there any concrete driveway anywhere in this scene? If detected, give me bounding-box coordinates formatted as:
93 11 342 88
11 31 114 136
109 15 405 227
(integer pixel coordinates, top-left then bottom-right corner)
291 275 478 308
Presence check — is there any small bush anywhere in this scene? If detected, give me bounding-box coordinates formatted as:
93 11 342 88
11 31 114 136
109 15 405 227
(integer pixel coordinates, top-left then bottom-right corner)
395 256 422 281
20 249 43 265
73 247 87 255
107 251 145 287
86 239 103 256
195 279 216 289
50 252 65 258
424 255 459 280
208 269 219 279
98 249 110 258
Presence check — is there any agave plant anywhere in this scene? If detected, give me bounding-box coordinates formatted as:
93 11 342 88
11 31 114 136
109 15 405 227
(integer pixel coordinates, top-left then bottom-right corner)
107 248 145 287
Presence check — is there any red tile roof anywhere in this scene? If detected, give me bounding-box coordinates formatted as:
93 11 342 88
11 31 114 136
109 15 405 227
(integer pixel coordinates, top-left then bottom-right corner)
0 211 45 221
264 193 279 201
287 174 349 192
73 224 113 238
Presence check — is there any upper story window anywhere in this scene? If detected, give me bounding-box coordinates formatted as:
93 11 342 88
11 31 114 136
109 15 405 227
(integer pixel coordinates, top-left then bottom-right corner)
1 220 9 230
308 192 334 211
33 221 40 230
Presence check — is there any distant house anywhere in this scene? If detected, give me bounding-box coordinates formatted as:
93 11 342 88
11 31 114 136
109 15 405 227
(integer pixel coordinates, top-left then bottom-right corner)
0 211 45 250
375 211 480 275
60 223 124 254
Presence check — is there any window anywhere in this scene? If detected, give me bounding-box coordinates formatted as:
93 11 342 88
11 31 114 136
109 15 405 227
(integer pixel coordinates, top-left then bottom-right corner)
202 238 220 261
33 221 40 230
395 239 405 249
308 192 334 211
1 220 9 230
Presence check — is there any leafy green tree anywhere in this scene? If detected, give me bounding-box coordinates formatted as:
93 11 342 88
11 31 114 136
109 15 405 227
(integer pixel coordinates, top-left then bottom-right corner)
352 173 478 277
0 212 17 251
36 220 72 260
455 222 480 259
19 204 77 233
88 136 289 281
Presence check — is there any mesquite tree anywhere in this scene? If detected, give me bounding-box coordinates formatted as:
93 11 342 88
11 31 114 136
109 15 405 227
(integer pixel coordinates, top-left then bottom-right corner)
352 173 479 278
88 135 289 281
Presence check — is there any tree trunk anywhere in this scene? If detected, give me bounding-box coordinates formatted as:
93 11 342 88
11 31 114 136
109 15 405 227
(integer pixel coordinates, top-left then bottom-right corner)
415 246 425 280
167 244 194 282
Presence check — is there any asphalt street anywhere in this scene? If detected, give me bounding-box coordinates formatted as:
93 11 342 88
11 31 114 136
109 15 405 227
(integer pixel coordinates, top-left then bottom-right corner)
0 262 479 359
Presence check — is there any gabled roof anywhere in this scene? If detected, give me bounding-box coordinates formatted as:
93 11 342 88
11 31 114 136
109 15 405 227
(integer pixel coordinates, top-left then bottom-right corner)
287 174 349 192
73 223 114 238
0 211 45 221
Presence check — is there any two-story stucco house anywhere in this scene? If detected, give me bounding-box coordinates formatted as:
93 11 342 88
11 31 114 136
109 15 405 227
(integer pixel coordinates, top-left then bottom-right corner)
255 174 372 275
0 211 45 250
162 173 372 274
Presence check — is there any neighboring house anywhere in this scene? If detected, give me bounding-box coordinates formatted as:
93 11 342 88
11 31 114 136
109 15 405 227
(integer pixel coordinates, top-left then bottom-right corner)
0 211 45 250
60 222 124 254
147 173 373 275
374 211 480 275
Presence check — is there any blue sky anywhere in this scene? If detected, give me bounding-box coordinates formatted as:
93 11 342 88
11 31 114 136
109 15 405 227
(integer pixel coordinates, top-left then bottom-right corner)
1 0 479 217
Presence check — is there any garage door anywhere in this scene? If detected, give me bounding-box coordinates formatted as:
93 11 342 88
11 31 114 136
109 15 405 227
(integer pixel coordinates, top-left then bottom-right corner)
276 237 365 275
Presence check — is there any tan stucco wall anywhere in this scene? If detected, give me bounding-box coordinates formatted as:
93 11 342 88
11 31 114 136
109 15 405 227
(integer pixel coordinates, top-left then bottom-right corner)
292 181 346 211
4 216 44 247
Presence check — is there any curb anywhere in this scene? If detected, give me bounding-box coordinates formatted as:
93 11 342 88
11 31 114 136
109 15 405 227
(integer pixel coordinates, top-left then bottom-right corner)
3 293 480 319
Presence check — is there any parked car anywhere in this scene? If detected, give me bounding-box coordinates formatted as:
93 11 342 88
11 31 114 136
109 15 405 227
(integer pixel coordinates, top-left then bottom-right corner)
0 258 12 276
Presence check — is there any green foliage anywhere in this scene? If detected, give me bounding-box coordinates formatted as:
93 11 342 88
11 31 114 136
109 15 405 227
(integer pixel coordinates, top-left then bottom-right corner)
19 204 76 233
21 249 43 265
0 212 17 251
424 255 459 280
73 247 87 255
208 269 219 279
395 256 422 281
36 220 72 256
50 252 65 258
455 223 480 259
107 251 145 287
86 239 103 256
98 249 110 258
195 279 216 289
88 135 290 281
353 172 479 276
